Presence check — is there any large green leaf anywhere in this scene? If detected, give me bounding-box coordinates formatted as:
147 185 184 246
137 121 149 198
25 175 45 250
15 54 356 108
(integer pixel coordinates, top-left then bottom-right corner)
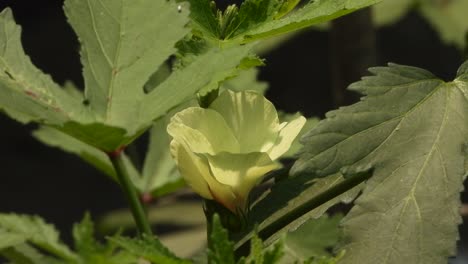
1 2 253 152
293 63 468 263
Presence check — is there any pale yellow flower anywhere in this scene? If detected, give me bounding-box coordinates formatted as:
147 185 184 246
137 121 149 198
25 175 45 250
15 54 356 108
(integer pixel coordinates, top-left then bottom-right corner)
168 90 305 213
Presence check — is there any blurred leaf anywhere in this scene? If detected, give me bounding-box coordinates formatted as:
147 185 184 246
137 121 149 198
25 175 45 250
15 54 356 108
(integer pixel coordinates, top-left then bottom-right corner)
0 229 26 250
1 244 66 264
99 201 205 234
221 68 268 94
141 118 182 195
243 233 284 264
208 214 235 264
160 227 207 258
419 0 468 49
110 235 190 264
372 0 414 26
281 214 342 262
292 63 468 263
253 30 303 56
0 214 77 261
373 0 468 49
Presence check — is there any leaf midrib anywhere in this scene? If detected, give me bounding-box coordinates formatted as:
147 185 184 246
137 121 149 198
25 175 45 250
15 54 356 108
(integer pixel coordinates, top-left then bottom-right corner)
380 84 450 264
86 0 123 124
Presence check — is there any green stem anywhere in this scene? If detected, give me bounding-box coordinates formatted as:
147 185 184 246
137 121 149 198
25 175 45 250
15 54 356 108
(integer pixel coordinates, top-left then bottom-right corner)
108 148 153 236
234 170 372 256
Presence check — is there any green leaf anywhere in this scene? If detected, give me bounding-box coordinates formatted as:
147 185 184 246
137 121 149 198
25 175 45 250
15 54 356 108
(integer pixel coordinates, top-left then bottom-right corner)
184 0 220 40
0 214 78 261
282 214 342 262
110 235 190 264
0 8 91 125
1 4 254 152
208 214 235 264
293 63 468 263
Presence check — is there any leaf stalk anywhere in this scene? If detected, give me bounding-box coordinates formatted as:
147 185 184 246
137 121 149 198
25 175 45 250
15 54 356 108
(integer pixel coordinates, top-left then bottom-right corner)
108 148 153 236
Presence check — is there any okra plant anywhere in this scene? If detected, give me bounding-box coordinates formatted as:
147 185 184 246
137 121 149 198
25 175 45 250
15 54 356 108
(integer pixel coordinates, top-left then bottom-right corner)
0 0 467 263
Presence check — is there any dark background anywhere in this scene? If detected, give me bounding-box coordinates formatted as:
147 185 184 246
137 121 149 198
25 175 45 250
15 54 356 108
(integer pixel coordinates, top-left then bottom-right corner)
0 0 466 262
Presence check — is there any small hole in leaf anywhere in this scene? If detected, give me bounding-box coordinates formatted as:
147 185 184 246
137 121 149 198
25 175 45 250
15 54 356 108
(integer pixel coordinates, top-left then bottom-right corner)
83 99 90 106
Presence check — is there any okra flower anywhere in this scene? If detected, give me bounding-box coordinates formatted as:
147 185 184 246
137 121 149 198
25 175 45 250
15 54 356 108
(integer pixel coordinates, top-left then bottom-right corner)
167 90 306 213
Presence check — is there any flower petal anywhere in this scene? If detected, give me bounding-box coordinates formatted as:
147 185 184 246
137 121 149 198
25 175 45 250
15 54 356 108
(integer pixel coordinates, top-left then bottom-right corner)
169 140 213 199
167 107 239 154
210 90 280 153
170 140 238 212
267 115 306 160
206 152 280 209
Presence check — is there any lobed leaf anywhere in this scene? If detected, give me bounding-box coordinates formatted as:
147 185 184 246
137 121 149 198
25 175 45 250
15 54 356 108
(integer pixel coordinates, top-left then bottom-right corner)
293 63 468 263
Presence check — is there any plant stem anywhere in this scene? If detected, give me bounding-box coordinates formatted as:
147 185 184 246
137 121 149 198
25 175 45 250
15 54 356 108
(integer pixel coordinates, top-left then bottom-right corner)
108 148 153 236
234 170 372 256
